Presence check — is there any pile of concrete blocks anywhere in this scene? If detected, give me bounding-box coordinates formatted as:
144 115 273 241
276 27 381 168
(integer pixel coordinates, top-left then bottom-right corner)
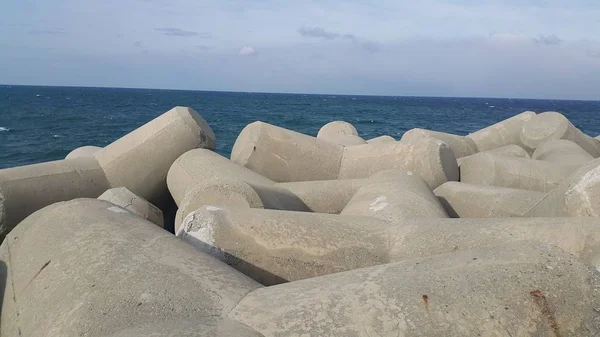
2 108 600 336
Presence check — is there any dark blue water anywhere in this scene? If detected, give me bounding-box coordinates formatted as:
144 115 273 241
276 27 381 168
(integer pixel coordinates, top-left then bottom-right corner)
1 85 600 169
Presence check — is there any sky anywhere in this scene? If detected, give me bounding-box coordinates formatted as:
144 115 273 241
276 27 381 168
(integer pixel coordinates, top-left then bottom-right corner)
1 0 600 100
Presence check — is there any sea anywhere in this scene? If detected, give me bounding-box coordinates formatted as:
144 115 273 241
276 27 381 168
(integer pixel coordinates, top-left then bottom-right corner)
1 85 600 170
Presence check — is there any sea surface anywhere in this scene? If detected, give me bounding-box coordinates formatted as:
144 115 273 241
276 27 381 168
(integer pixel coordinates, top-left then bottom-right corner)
1 85 600 169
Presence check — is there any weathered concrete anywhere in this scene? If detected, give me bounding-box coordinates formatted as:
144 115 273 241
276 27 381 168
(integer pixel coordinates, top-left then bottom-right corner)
434 182 545 218
339 137 459 189
168 148 274 205
366 135 396 143
0 198 262 337
65 145 102 159
532 139 594 174
230 243 600 337
0 157 110 240
341 170 447 222
95 106 216 207
460 153 567 192
467 111 536 152
174 179 310 233
320 134 368 147
457 144 529 167
231 121 344 182
526 157 600 217
316 121 359 138
400 128 478 158
98 187 164 227
521 111 600 157
181 205 600 285
178 206 391 285
276 179 366 214
275 169 415 214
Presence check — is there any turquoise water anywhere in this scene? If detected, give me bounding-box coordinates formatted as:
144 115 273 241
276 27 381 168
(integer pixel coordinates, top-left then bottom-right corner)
1 85 600 169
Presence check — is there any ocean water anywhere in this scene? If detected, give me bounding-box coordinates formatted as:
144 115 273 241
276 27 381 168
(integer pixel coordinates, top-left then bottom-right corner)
1 85 600 169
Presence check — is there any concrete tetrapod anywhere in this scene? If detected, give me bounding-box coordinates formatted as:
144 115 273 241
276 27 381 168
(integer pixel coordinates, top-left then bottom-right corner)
276 169 415 214
168 149 310 232
178 207 390 285
0 157 110 240
434 182 545 218
65 145 102 159
94 106 216 207
460 153 567 192
317 121 365 146
316 120 359 138
520 111 600 157
532 139 594 175
98 187 164 227
0 198 262 337
179 206 600 285
341 170 448 222
456 144 529 167
366 135 396 144
230 243 600 337
400 128 478 158
167 148 274 205
231 121 344 182
174 180 311 233
467 111 536 152
319 134 368 147
339 137 459 189
526 157 600 217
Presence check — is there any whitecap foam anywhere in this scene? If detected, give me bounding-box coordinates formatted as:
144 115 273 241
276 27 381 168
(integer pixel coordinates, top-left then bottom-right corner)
0 127 9 132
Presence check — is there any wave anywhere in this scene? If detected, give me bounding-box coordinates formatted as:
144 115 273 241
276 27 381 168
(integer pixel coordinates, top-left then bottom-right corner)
0 127 9 132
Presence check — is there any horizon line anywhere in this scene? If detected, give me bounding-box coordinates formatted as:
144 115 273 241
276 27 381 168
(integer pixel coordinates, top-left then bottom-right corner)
1 83 599 103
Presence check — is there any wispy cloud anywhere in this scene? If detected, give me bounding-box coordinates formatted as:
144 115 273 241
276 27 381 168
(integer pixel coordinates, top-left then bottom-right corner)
28 29 68 35
533 34 562 45
239 46 256 56
155 28 210 37
298 26 379 52
587 49 600 58
299 27 340 39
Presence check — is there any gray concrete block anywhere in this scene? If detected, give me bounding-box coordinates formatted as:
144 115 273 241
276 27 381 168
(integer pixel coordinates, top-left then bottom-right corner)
460 153 567 192
341 170 448 222
434 182 545 218
457 144 529 167
65 145 102 159
275 169 412 214
180 205 600 286
230 242 600 337
231 121 344 182
98 187 164 227
95 106 216 207
339 137 459 189
177 206 391 285
174 179 310 233
0 198 261 337
167 148 274 206
0 157 110 240
521 111 600 157
526 157 600 217
532 139 594 174
320 134 368 146
366 135 396 143
316 121 359 138
401 128 478 158
467 111 536 152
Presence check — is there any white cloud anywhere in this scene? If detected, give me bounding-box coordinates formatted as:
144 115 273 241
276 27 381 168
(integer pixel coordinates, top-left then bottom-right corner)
239 46 256 55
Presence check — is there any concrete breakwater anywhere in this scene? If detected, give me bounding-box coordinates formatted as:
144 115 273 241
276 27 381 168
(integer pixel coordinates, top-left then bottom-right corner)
1 107 600 336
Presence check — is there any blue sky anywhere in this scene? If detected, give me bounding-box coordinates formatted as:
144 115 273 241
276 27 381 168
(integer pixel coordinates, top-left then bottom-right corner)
1 0 600 99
